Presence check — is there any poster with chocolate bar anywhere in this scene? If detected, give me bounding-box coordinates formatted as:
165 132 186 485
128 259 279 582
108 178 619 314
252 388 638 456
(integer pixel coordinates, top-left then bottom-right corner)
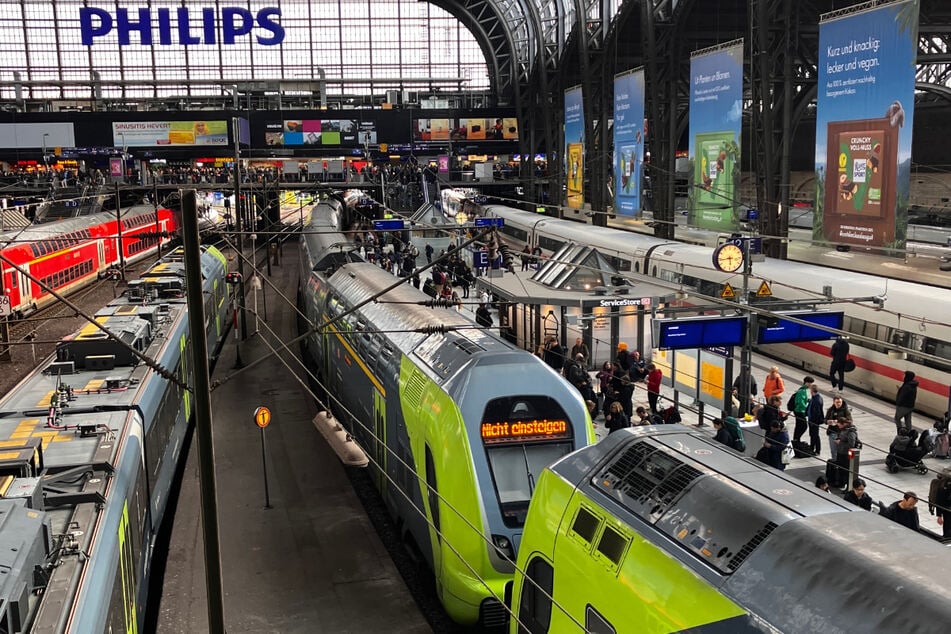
815 0 919 251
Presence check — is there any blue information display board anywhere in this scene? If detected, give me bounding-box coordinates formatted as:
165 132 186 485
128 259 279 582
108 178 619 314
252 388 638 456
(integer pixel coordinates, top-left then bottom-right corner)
474 217 505 228
757 311 844 344
654 316 747 350
373 219 405 231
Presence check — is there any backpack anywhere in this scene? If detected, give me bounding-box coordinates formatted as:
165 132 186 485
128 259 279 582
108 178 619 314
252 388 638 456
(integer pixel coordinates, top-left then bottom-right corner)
662 405 682 424
787 393 797 412
928 475 951 514
723 416 746 453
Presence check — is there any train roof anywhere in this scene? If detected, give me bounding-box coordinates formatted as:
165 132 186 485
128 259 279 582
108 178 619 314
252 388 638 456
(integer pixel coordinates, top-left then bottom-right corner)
550 426 951 632
0 204 157 243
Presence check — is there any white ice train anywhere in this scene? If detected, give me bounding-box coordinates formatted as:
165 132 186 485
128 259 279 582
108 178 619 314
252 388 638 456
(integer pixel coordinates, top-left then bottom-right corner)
481 204 951 419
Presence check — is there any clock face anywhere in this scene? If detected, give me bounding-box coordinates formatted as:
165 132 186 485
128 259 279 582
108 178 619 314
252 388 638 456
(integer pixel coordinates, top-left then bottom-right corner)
715 243 744 272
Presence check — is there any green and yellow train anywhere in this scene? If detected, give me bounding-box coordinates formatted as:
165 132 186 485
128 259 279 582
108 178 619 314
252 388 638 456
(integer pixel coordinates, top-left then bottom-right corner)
512 425 951 633
299 202 595 627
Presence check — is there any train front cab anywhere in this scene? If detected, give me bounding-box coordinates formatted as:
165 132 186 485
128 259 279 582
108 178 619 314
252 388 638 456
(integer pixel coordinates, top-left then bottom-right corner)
510 469 749 633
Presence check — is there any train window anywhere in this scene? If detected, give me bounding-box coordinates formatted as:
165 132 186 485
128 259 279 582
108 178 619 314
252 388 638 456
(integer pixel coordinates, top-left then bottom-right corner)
482 395 573 528
30 244 40 258
595 525 628 566
585 607 616 634
538 235 565 252
517 556 553 634
10 274 16 288
570 507 600 544
424 446 441 539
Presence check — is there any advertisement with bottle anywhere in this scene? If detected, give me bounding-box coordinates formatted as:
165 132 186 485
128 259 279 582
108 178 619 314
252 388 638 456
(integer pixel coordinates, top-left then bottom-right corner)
814 0 918 250
613 68 645 216
564 85 585 209
687 40 743 231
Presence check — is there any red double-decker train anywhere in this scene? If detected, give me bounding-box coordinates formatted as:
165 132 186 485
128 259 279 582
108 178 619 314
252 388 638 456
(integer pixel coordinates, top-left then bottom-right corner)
0 204 177 317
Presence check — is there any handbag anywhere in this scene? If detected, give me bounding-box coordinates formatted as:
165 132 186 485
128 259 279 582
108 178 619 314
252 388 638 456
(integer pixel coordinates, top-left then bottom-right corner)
781 445 794 465
844 357 856 372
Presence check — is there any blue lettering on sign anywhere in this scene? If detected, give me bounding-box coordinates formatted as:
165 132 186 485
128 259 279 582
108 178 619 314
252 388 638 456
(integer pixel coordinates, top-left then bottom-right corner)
79 7 284 45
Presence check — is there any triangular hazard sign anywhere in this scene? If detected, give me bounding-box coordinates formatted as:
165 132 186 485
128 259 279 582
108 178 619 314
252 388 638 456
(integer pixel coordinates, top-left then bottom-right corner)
721 283 736 298
756 280 772 297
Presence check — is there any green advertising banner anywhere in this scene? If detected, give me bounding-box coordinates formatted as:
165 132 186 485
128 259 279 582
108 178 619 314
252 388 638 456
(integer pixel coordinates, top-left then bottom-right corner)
687 40 744 231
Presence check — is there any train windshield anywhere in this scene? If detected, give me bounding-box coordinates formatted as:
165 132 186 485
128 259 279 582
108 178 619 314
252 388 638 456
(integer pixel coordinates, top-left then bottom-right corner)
481 395 574 528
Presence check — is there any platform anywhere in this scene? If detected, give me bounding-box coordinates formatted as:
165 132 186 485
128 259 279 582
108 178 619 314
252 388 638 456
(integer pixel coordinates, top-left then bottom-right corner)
154 243 429 633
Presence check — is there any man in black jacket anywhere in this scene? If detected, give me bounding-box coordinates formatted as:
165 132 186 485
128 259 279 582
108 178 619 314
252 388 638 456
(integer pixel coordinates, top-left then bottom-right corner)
894 370 919 433
881 492 920 531
475 304 493 329
829 336 850 391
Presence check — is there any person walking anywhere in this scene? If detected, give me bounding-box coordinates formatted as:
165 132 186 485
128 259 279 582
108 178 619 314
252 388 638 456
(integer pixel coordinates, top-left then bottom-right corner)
894 371 919 433
829 336 850 391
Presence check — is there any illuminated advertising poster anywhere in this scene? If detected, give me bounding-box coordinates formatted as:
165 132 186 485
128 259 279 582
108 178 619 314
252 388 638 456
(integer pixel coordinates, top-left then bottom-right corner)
687 40 743 231
564 85 584 209
412 117 518 142
613 68 645 216
815 0 918 250
266 120 364 146
112 120 228 146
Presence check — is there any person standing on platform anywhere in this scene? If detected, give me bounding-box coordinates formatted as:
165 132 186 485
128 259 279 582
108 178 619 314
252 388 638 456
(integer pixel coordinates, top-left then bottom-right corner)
732 366 757 417
929 469 951 539
763 419 790 471
475 304 493 329
880 492 920 531
616 342 632 375
425 243 434 264
630 350 648 383
791 376 814 448
646 363 662 415
829 336 850 391
763 366 785 401
825 395 850 460
520 245 531 271
543 336 566 373
843 478 877 511
570 337 590 366
894 371 919 433
832 416 858 488
807 382 825 456
605 401 630 434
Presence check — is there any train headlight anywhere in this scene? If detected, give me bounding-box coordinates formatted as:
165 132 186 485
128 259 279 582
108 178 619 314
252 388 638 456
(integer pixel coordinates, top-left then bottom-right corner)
492 534 514 561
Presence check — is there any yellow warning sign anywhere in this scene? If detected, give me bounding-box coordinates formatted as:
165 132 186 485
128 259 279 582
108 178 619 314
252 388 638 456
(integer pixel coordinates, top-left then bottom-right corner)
721 283 736 299
756 281 772 297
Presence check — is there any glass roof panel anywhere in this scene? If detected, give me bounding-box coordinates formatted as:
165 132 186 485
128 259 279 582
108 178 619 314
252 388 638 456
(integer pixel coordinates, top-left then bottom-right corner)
1 0 491 99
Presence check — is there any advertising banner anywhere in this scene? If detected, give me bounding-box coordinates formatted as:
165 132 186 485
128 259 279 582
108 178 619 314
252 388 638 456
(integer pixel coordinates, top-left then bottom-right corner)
265 119 365 146
815 0 919 250
613 69 645 216
564 85 585 209
112 121 228 146
412 117 518 142
687 40 743 231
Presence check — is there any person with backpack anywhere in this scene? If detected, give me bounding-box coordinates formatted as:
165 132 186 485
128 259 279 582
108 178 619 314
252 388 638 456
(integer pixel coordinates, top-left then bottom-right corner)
807 383 825 456
713 417 746 453
928 468 951 538
763 366 785 401
790 376 814 450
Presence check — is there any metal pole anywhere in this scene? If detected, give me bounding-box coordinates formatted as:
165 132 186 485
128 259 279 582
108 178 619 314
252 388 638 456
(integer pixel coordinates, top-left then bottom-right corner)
181 189 226 634
153 181 162 260
260 427 272 509
233 118 248 340
739 238 753 417
115 182 125 280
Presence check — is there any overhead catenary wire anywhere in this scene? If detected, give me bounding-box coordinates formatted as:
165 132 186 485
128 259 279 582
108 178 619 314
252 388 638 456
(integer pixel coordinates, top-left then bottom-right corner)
240 288 583 632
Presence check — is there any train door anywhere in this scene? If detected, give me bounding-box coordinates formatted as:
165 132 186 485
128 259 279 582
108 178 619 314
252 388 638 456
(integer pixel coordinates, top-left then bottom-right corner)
117 502 139 634
372 390 387 490
97 239 106 270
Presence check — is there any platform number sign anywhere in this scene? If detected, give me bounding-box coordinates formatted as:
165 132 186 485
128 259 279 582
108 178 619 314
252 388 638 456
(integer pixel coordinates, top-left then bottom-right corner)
0 295 11 317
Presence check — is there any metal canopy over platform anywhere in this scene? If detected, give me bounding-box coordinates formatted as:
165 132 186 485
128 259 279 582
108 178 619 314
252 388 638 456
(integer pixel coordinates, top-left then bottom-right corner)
474 254 675 366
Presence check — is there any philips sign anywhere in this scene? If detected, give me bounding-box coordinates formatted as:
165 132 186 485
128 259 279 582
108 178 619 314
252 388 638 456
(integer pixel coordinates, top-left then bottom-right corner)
79 7 284 46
